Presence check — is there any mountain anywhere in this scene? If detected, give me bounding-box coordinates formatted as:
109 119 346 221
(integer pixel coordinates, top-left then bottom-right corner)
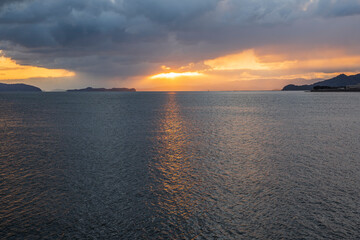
67 87 136 92
0 83 42 92
282 74 360 91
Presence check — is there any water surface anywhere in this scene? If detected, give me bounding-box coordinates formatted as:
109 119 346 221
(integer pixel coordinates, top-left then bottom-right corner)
1 91 360 239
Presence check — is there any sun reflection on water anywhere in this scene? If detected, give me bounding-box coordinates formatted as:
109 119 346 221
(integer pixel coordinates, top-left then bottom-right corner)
149 93 199 222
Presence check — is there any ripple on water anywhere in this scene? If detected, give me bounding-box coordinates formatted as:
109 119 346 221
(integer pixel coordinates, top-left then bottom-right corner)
1 92 360 239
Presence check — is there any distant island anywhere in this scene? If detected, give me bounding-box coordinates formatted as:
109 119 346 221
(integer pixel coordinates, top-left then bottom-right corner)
0 83 42 92
282 73 360 91
310 85 360 92
67 87 136 92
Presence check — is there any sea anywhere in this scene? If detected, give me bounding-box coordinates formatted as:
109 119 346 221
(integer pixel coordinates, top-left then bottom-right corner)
1 91 360 239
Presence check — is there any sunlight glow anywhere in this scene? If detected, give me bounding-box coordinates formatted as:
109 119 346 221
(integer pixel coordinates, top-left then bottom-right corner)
141 47 360 91
150 72 203 79
0 53 75 81
204 49 269 71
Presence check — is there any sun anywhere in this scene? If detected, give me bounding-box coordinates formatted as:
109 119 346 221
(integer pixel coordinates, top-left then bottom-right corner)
150 72 203 79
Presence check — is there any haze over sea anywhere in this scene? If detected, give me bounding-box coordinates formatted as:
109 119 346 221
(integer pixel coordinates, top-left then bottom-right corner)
1 91 360 239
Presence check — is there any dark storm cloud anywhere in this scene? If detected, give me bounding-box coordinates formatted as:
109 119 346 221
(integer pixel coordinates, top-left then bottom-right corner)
123 0 218 25
0 0 30 7
1 0 360 80
316 0 360 17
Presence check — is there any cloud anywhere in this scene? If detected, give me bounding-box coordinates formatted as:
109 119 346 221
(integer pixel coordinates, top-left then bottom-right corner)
0 0 29 7
204 49 269 71
315 0 360 17
0 0 360 90
0 51 75 81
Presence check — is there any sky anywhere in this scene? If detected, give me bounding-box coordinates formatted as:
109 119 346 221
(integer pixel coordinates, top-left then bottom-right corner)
0 0 360 91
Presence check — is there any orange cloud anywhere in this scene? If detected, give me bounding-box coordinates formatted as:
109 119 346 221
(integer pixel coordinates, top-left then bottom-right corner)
204 49 269 71
203 48 360 74
142 47 360 91
0 53 75 81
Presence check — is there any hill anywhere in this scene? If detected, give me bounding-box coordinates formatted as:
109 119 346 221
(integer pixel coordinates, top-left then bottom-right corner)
0 83 42 92
282 74 360 91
